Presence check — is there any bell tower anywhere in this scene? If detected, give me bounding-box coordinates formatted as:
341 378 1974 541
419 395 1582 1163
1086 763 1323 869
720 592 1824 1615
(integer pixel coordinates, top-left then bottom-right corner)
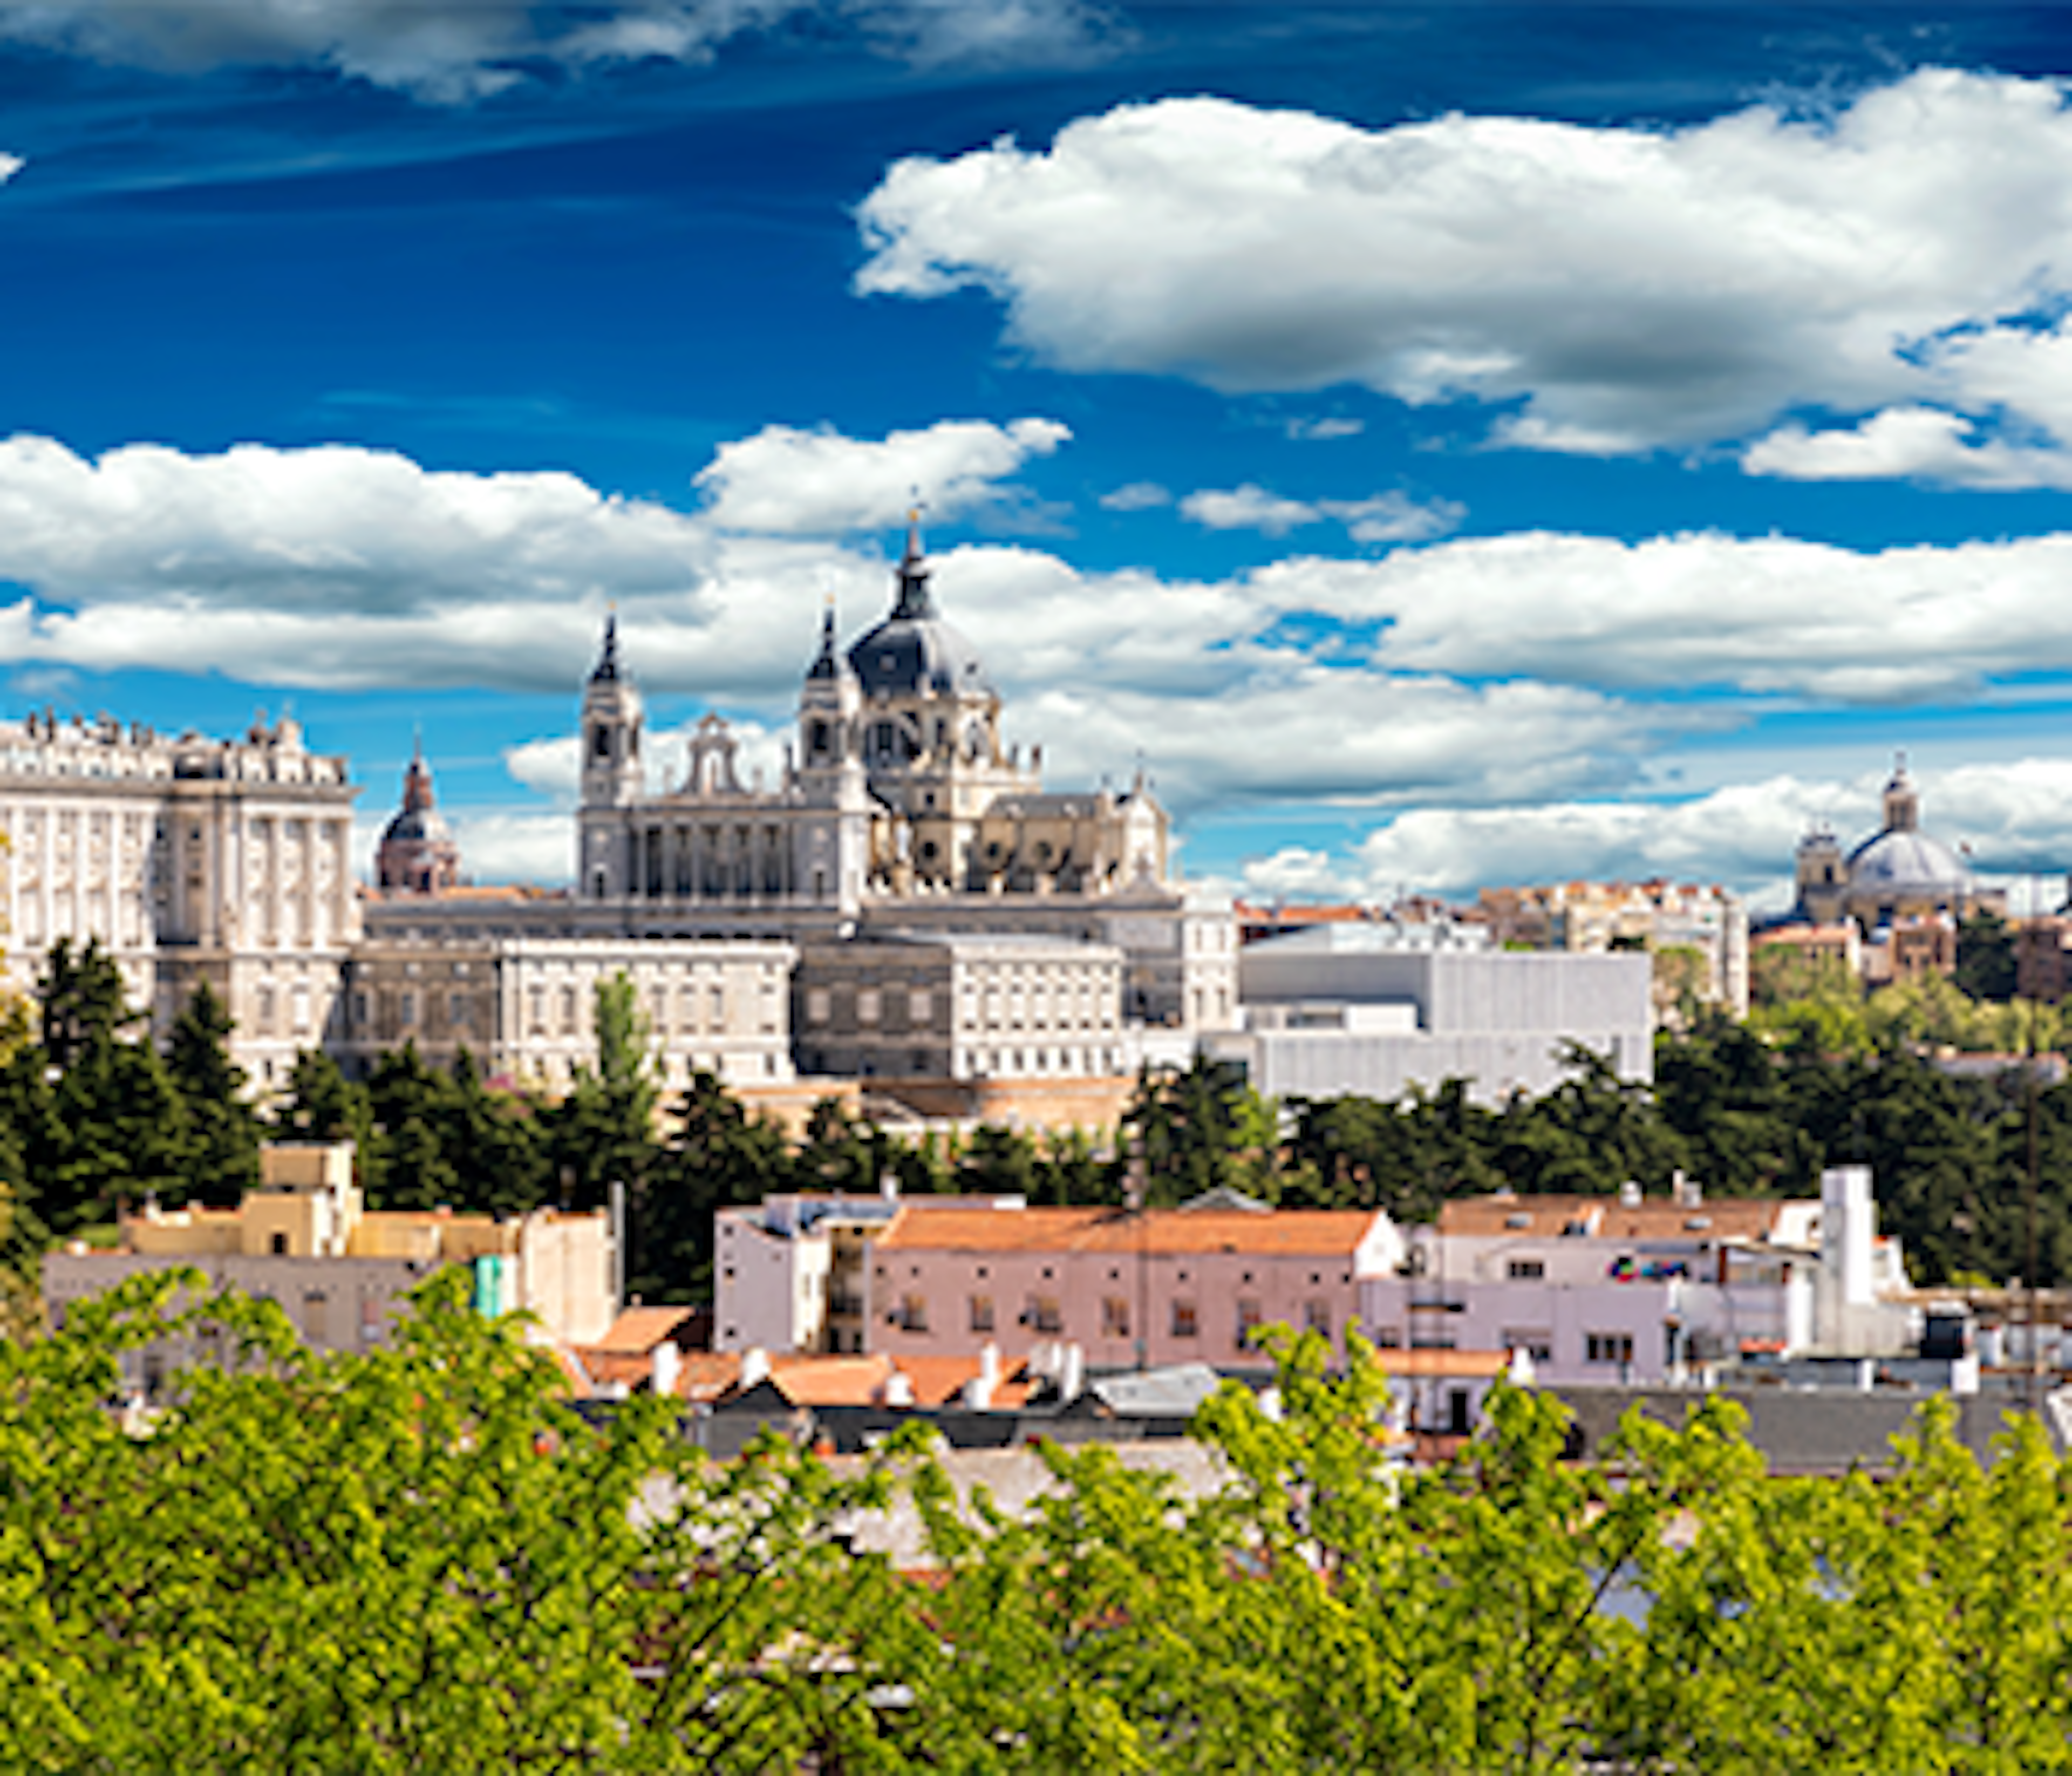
577 614 644 899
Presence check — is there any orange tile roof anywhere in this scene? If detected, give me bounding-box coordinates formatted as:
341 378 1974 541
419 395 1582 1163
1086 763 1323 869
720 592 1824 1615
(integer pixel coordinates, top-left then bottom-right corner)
889 1354 1038 1410
874 1205 1379 1258
592 1305 700 1354
763 1355 896 1408
1437 1195 1787 1242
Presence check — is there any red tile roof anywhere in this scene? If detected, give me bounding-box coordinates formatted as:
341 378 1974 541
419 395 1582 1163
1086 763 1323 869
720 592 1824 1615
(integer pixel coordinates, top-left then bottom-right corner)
1436 1195 1786 1242
874 1205 1378 1258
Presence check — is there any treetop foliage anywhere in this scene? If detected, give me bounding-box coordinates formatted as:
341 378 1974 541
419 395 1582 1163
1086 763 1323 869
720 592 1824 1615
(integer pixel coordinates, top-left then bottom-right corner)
7 1280 2071 1772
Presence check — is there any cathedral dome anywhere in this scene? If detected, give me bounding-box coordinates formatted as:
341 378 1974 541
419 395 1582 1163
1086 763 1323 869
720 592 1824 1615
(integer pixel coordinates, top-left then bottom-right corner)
1844 827 1970 899
380 802 454 848
844 520 994 699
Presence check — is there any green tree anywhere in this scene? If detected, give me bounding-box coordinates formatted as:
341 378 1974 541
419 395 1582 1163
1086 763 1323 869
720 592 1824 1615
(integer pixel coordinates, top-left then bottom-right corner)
163 983 262 1207
544 973 662 1212
1956 907 2020 1002
633 1069 793 1302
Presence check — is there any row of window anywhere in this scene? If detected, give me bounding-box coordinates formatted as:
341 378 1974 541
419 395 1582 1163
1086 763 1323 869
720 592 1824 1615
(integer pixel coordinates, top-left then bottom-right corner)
892 1292 1331 1346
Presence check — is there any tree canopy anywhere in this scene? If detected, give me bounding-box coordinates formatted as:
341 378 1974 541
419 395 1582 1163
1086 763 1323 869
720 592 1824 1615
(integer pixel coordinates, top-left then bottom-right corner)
6 1283 2071 1771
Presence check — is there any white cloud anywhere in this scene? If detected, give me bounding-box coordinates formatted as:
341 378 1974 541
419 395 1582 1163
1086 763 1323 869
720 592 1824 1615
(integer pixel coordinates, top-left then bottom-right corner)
0 434 713 617
1745 404 2072 490
1286 417 1364 442
0 0 1115 100
1243 756 2072 909
1099 480 1170 511
1253 529 2072 702
1180 483 1318 536
694 416 1069 535
1180 482 1461 543
1325 492 1463 545
855 72 2072 466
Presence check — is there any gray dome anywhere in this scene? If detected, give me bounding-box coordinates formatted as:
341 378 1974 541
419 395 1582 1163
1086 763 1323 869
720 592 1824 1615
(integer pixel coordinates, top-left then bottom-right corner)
846 613 993 699
1845 827 1970 897
845 518 993 698
381 807 453 847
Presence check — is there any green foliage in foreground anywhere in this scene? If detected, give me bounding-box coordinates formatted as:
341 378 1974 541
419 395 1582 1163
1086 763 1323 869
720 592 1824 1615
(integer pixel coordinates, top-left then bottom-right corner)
6 1284 2072 1772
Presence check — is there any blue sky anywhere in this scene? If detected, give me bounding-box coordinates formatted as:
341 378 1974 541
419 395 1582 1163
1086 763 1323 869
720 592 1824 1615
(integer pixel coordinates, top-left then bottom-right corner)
6 1 2072 911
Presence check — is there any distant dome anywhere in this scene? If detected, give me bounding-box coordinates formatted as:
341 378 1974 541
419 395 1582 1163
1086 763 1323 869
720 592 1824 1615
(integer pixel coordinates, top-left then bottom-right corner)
1844 827 1970 898
845 519 993 699
380 805 454 848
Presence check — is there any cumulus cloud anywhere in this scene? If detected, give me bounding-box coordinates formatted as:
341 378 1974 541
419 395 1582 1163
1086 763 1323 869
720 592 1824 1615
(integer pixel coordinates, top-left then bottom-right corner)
1745 405 2072 490
1180 483 1318 537
0 0 1115 100
694 416 1069 535
1253 529 2072 703
23 425 2072 849
1180 483 1462 544
1235 757 2072 911
856 72 2072 471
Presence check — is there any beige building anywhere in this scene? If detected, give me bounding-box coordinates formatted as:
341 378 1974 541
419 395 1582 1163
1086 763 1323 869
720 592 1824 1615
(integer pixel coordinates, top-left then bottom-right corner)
793 930 1126 1082
1475 877 1749 1018
43 1143 616 1392
336 934 796 1092
0 709 360 1087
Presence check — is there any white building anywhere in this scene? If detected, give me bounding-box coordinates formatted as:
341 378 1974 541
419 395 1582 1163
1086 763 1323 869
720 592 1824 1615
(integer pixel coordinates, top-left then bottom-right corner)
1361 1168 1917 1389
1207 928 1653 1105
0 709 360 1087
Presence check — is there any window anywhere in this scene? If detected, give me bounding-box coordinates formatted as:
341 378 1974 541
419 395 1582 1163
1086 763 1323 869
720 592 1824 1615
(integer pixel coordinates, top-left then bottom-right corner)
1235 1298 1262 1346
1171 1299 1198 1339
1303 1299 1332 1339
256 985 276 1034
807 988 831 1026
1026 1295 1062 1335
857 988 881 1026
399 990 417 1028
909 988 932 1025
1102 1297 1131 1338
1501 1328 1555 1362
1586 1332 1635 1366
969 1295 994 1334
1507 1258 1546 1280
270 1232 289 1256
303 1290 329 1345
897 1294 929 1333
449 991 470 1030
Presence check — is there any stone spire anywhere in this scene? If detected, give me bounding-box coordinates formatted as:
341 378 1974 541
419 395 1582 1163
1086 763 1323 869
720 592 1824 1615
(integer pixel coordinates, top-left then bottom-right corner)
805 596 850 683
890 511 937 621
590 611 621 683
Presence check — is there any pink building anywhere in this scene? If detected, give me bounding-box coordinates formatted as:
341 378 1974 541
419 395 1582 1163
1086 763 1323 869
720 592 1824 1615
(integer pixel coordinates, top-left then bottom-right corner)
865 1201 1403 1371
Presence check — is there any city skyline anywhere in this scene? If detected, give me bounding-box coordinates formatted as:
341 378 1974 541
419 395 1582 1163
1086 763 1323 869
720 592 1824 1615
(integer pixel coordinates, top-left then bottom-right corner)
4 2 2072 911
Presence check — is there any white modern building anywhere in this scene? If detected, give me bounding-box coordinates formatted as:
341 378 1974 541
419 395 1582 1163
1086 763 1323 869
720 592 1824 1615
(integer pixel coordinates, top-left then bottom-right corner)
1207 927 1653 1105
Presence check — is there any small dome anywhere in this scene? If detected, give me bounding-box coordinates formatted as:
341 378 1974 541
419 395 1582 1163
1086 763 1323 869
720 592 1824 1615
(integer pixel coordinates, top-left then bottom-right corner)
381 806 453 848
844 517 993 699
1845 828 1970 897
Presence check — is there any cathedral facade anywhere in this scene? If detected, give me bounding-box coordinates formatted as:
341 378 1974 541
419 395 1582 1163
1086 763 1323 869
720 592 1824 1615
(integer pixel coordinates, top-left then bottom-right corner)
574 522 1170 917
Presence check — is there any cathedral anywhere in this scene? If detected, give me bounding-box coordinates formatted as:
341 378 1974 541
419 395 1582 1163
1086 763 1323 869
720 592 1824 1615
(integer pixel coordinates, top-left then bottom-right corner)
575 519 1169 914
1791 757 2004 933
